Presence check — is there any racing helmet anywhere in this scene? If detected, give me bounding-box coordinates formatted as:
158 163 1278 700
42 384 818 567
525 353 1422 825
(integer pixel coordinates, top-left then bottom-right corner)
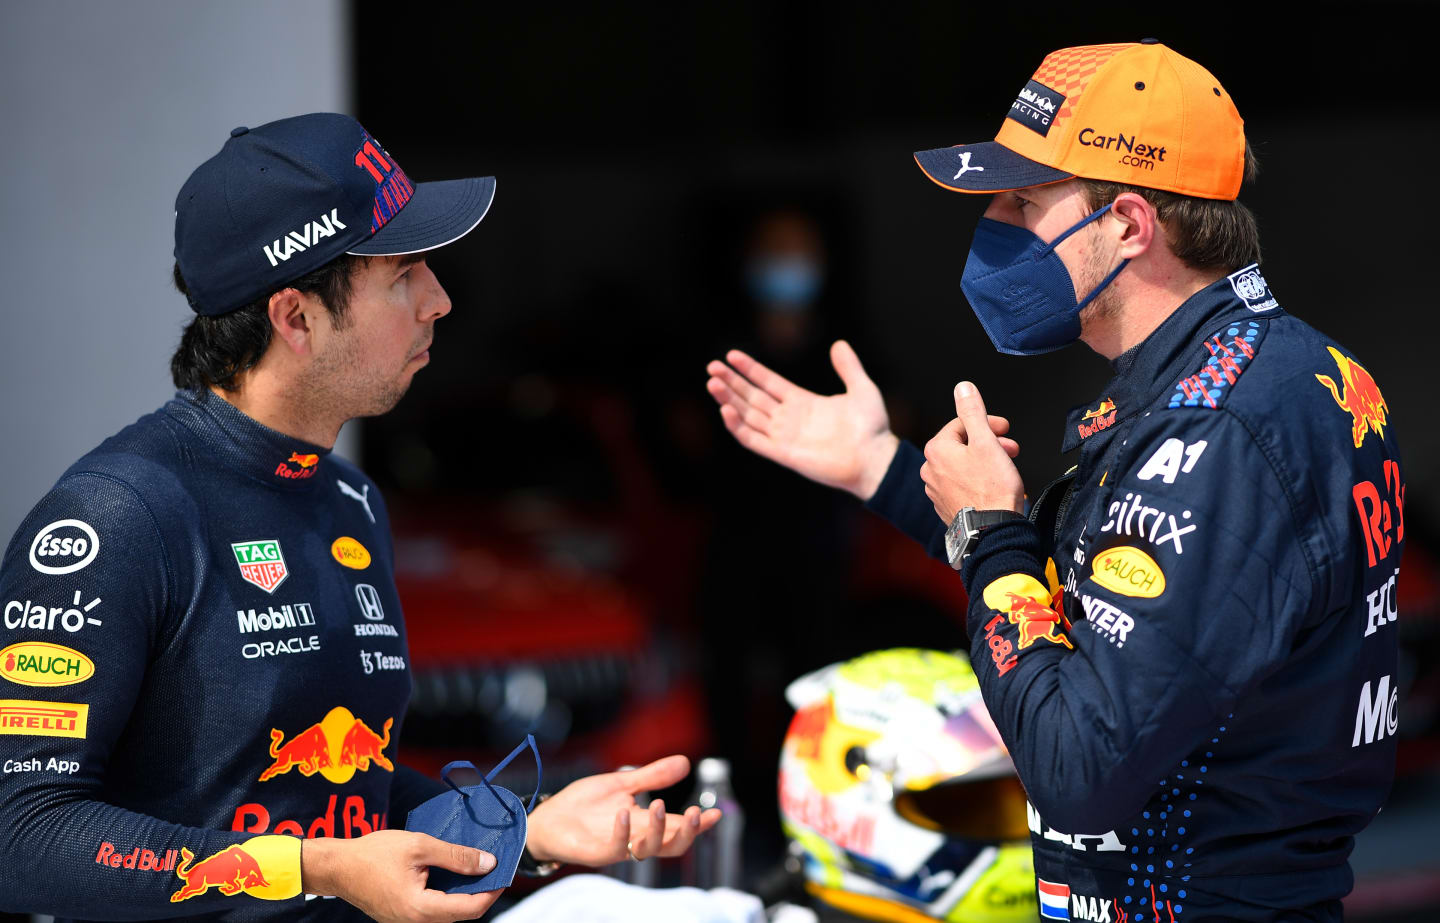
778 648 1034 922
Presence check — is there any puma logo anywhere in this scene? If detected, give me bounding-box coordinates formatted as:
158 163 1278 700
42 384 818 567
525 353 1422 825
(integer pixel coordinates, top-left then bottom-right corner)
953 151 984 179
337 479 375 524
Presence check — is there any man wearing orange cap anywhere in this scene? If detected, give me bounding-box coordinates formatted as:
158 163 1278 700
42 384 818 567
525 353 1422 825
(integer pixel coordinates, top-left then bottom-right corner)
707 40 1402 921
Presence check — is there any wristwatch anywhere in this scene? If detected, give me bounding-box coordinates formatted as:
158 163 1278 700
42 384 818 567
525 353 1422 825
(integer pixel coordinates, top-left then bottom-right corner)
517 793 562 877
945 507 1023 570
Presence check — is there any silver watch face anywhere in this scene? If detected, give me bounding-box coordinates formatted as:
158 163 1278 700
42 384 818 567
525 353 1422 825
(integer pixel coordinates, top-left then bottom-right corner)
945 509 974 568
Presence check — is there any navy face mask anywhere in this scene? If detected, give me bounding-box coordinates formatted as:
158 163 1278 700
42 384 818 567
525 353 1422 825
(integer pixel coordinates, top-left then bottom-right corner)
959 204 1129 356
406 735 542 894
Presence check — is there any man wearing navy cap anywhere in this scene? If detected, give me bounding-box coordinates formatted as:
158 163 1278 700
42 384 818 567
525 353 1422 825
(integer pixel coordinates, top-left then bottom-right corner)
0 113 716 921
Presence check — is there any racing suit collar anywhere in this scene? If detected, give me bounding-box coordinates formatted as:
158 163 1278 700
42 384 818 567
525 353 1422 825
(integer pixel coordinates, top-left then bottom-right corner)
166 387 333 489
1060 273 1279 453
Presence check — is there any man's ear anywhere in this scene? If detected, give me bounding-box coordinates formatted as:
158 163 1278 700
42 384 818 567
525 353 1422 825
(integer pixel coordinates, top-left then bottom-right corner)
267 288 316 356
1109 192 1158 260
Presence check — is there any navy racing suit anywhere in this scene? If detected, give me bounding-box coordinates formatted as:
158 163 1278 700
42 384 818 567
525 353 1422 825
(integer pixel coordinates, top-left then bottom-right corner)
866 266 1402 922
0 388 444 920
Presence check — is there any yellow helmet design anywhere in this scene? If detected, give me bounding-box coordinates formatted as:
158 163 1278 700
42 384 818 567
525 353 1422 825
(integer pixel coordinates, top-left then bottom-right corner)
778 649 1035 922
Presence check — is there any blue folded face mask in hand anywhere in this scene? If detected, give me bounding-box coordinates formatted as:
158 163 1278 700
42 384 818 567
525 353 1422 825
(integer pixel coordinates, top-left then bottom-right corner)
405 735 543 894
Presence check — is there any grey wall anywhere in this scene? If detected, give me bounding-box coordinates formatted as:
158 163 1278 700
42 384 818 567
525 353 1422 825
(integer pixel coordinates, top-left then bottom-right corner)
0 0 351 544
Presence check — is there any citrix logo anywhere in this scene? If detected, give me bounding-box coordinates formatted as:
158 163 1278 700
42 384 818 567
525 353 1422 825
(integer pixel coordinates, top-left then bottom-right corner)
263 209 347 267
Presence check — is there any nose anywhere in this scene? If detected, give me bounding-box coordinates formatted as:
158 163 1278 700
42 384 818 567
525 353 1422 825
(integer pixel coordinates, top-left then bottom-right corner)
417 263 452 322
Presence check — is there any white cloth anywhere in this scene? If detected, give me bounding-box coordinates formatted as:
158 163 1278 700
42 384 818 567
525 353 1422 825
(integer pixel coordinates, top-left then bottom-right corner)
493 874 764 923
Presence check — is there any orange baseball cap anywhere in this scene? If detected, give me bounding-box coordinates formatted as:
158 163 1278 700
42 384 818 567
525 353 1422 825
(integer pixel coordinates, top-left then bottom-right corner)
914 40 1246 201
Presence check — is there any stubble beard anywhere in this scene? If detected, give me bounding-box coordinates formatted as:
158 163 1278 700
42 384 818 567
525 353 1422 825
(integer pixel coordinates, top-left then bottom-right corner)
302 329 424 425
1076 236 1124 333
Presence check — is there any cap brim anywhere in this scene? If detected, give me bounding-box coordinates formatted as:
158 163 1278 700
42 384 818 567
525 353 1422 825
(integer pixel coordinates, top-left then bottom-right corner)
914 142 1072 193
348 175 496 256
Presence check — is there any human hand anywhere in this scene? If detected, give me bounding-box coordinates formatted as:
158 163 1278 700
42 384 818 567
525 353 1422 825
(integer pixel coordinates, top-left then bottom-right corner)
524 755 722 866
706 340 900 500
301 829 503 923
921 381 1026 522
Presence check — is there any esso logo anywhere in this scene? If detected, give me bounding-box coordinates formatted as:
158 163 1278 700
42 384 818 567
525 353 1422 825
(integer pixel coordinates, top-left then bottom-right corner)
28 520 100 575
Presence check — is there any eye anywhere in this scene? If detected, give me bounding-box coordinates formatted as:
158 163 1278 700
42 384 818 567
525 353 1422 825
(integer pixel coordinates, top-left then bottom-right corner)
1012 193 1032 209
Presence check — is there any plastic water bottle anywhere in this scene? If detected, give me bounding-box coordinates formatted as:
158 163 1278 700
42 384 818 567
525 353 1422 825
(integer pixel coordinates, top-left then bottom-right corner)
686 757 744 890
602 766 658 886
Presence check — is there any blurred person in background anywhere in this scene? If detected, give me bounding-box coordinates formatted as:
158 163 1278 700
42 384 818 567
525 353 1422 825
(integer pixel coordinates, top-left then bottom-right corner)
708 40 1403 921
0 113 717 922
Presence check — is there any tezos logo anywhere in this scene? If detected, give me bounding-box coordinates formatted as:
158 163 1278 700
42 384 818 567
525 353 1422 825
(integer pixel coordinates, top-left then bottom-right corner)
29 520 99 575
359 650 405 674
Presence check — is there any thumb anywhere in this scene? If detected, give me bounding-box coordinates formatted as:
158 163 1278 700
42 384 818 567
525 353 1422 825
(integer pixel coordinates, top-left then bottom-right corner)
413 833 497 876
954 381 997 443
830 340 874 392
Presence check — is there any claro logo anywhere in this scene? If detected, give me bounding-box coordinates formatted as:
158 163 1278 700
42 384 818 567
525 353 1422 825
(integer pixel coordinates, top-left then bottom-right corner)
29 520 99 575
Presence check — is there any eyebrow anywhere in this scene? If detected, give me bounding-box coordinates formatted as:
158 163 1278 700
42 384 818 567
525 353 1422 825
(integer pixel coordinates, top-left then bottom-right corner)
396 252 427 269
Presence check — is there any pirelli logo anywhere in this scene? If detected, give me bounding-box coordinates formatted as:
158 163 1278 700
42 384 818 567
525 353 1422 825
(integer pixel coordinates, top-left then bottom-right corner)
0 699 89 738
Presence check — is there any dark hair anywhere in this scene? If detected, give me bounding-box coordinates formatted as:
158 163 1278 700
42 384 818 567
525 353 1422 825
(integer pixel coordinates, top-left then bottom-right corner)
170 255 364 392
1078 143 1262 274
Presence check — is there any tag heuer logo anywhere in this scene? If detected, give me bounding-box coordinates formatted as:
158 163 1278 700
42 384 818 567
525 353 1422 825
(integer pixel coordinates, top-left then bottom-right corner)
231 540 289 594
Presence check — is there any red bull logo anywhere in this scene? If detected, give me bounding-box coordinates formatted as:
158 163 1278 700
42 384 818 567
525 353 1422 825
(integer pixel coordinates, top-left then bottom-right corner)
1077 398 1117 440
980 575 1073 663
1316 346 1389 449
258 706 393 784
1353 458 1404 569
170 845 270 902
95 841 180 872
233 793 388 839
1002 591 1073 650
275 452 320 480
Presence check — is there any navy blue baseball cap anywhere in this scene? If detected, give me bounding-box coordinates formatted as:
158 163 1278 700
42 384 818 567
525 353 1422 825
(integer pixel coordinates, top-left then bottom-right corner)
175 113 496 316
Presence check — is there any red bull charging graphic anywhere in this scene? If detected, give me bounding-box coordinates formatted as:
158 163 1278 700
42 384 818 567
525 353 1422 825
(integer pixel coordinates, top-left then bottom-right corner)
1316 346 1389 449
275 452 320 480
170 845 270 902
167 835 301 904
258 706 393 784
979 575 1073 677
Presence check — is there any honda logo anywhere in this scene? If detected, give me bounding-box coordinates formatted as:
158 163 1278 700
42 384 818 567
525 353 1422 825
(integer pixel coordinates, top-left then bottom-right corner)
354 584 385 621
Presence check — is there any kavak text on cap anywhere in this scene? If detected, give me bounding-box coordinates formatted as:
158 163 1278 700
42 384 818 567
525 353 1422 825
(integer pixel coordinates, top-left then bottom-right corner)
914 40 1246 201
174 113 496 316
